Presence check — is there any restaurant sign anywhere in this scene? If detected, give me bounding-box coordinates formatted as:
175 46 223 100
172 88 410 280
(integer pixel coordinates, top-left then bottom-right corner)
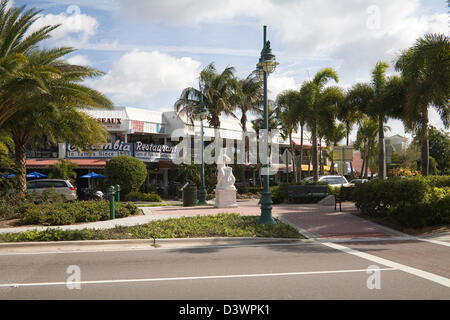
66 140 176 162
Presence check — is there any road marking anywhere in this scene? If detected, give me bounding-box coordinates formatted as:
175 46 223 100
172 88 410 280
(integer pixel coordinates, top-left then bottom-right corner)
0 267 396 288
321 241 450 288
420 239 450 248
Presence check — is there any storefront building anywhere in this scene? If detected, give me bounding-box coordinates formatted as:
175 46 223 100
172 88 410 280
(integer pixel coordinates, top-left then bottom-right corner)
25 106 328 194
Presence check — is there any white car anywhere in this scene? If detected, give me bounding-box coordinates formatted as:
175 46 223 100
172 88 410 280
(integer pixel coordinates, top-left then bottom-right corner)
27 179 78 201
303 175 351 187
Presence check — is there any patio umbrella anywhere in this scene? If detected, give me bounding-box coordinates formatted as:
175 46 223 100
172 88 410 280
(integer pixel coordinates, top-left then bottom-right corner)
26 171 47 178
1 174 15 178
80 172 105 188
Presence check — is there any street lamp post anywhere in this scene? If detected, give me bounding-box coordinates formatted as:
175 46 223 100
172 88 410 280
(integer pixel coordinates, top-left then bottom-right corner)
255 25 278 225
197 88 208 205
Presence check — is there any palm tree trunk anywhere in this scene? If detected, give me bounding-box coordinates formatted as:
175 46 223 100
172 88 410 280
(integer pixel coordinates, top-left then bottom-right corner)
299 125 304 180
360 144 366 179
378 114 386 179
364 144 370 179
312 123 319 181
14 136 27 194
289 132 297 183
421 112 429 176
240 132 248 193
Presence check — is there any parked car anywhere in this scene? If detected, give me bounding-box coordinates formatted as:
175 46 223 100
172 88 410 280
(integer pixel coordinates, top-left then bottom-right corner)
349 178 368 185
27 179 77 201
303 175 352 187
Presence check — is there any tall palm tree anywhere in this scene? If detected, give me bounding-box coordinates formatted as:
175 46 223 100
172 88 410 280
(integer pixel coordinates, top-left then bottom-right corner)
338 93 361 146
299 68 344 181
234 72 263 192
3 48 112 193
395 33 450 176
347 62 402 179
175 63 239 129
0 0 60 126
276 89 301 182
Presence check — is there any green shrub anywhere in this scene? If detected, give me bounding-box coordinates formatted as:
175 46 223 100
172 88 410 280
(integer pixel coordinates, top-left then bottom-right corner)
271 181 330 204
353 176 450 227
123 191 162 202
104 155 147 194
19 201 140 226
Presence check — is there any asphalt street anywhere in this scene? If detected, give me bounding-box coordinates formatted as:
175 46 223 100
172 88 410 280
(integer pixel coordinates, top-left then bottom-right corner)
0 238 449 300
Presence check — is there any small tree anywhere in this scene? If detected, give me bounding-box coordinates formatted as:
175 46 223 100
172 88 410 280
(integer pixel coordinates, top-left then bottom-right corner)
104 156 147 195
47 159 78 182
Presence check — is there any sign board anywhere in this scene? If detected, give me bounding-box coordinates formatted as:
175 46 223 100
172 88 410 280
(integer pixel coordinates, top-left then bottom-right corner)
66 141 133 159
66 140 176 163
332 146 353 161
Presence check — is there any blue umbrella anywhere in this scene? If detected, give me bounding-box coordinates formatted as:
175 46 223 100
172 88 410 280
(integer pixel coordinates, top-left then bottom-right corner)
26 171 47 178
80 172 105 188
80 172 105 179
1 173 15 178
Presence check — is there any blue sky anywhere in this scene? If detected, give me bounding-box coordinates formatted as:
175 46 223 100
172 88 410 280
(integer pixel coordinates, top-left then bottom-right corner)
16 0 449 141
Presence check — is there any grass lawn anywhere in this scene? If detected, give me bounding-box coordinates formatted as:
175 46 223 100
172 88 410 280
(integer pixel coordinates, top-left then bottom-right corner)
0 213 303 242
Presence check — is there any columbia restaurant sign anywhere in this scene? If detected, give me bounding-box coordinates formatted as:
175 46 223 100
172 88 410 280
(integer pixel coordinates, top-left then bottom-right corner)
66 140 176 162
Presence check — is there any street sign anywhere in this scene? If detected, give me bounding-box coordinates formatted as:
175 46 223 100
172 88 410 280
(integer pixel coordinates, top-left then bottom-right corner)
332 146 353 161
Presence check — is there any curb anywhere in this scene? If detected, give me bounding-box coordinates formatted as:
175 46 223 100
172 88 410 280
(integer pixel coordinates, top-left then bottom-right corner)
0 237 305 249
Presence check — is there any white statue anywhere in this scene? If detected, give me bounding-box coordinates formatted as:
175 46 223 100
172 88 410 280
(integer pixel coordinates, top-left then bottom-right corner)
214 150 237 207
216 153 236 190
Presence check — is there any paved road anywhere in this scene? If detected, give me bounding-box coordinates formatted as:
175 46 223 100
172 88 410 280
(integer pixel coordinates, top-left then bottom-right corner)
0 238 448 300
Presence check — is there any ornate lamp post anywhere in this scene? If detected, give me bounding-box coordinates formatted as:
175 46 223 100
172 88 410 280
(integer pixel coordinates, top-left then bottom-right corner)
255 25 278 225
197 88 208 205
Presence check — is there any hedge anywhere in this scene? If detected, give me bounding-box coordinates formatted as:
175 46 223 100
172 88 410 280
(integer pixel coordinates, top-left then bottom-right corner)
123 192 162 202
353 176 450 228
20 201 140 226
271 181 330 204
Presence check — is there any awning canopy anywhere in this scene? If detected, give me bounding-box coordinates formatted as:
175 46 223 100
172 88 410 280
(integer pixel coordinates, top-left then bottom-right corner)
26 159 106 169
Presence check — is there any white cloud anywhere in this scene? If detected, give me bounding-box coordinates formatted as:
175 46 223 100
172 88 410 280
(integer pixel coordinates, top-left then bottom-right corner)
267 74 299 100
66 54 91 66
90 50 201 106
120 0 447 81
28 11 99 47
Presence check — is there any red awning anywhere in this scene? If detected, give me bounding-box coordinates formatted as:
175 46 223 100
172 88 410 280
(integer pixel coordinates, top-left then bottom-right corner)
292 139 326 148
26 159 106 169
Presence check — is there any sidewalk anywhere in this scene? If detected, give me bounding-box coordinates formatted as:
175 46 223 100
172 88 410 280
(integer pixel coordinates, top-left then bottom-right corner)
0 200 405 239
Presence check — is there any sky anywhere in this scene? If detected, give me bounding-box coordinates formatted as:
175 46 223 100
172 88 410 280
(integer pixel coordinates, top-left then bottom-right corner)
14 0 450 142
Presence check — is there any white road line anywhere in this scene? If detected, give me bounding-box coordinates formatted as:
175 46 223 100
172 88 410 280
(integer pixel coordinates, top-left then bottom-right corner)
420 239 450 248
0 268 396 288
321 241 450 288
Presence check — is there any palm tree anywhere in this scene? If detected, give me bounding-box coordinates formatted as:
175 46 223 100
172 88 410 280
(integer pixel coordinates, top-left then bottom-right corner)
395 33 450 176
299 68 344 181
354 118 378 178
0 0 60 126
175 63 239 129
325 122 346 174
251 102 278 187
347 62 402 179
3 48 112 193
276 90 301 182
234 72 263 192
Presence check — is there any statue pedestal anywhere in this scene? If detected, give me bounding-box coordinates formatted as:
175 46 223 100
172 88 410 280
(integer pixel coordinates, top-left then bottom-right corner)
214 188 237 208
